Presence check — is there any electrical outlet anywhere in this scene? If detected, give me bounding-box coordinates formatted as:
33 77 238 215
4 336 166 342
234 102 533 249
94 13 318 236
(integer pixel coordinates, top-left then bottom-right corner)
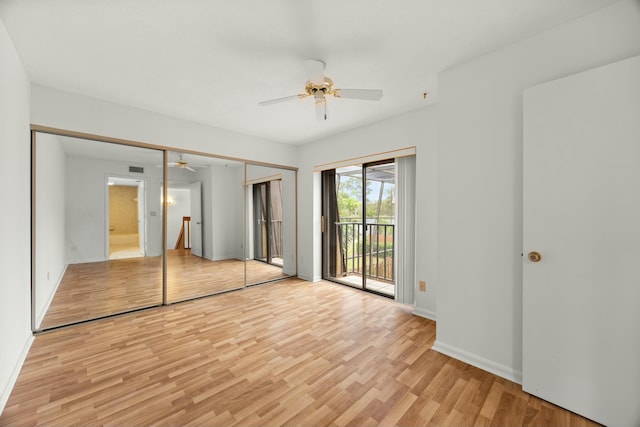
419 280 426 292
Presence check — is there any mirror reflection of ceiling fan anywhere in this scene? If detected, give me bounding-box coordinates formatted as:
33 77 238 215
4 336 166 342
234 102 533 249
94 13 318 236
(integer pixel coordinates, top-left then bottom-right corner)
258 59 383 121
158 154 206 172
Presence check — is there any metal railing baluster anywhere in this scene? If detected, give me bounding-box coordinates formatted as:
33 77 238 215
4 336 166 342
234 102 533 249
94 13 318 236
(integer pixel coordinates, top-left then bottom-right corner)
335 221 394 283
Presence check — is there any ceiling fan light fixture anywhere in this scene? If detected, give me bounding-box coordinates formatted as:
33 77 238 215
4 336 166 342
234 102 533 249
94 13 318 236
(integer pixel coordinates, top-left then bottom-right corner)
305 77 333 98
258 60 383 120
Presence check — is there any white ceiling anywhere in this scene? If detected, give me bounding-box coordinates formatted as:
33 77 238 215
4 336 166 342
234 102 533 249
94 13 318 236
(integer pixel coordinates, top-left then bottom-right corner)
1 0 617 144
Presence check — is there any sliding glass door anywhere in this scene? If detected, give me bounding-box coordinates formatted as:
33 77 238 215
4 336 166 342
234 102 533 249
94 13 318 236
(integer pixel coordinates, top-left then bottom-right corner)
322 160 396 297
252 180 283 267
363 162 396 295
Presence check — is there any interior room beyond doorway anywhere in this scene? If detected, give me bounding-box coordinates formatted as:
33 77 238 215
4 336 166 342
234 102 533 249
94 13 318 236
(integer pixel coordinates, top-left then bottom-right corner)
108 176 146 260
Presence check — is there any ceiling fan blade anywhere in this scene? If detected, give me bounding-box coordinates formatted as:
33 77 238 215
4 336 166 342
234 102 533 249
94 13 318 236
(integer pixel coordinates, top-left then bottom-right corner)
258 94 306 106
303 59 325 85
315 98 327 121
167 162 178 167
186 166 196 172
334 88 383 101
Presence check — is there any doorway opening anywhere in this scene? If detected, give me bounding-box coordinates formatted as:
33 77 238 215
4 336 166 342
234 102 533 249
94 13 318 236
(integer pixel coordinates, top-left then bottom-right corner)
322 160 396 297
107 177 146 259
165 180 202 258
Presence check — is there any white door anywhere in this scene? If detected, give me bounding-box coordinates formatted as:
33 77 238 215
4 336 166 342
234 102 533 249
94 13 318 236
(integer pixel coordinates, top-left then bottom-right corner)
523 56 640 427
189 181 203 257
137 180 146 256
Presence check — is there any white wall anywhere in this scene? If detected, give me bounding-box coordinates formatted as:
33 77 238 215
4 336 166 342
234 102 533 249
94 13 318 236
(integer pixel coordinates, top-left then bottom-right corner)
0 16 31 413
193 166 214 259
188 164 244 261
34 133 66 326
66 156 163 262
232 166 245 261
297 107 438 319
434 0 640 382
31 85 298 168
280 169 297 277
210 164 244 261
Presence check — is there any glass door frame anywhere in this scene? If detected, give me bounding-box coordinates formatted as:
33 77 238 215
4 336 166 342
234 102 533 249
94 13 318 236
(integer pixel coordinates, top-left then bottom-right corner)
321 159 395 298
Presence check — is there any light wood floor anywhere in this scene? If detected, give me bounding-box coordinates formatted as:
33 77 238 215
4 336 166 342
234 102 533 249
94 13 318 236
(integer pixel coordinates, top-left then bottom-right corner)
5 279 598 426
40 251 288 329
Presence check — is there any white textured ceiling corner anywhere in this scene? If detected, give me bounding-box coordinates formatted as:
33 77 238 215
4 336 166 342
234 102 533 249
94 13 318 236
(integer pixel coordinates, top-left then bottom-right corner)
0 0 617 144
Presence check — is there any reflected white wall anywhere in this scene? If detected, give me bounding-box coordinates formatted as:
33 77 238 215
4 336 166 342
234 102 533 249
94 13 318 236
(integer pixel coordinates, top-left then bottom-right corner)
34 133 66 327
66 155 163 262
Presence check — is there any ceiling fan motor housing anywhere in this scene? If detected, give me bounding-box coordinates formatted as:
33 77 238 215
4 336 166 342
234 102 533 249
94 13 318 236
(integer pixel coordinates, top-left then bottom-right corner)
305 77 334 98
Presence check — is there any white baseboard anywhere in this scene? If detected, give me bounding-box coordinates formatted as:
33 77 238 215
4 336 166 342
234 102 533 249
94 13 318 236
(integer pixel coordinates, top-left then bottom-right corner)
413 306 436 321
432 340 522 384
0 333 34 414
70 257 106 264
208 255 237 262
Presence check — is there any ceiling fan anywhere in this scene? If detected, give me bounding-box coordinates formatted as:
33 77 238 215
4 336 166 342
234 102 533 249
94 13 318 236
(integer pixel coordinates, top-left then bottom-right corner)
159 154 205 172
258 59 383 121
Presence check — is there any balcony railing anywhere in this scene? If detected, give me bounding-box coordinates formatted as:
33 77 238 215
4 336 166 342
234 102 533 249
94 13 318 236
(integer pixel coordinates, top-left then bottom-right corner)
335 221 394 283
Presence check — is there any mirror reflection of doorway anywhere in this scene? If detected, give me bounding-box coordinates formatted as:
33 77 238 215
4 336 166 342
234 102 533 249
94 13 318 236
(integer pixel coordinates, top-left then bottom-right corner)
165 180 202 257
321 160 396 297
166 183 191 252
108 177 146 259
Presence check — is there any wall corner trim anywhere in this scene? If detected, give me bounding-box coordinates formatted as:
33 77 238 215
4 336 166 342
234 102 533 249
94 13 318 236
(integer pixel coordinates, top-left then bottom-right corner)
432 340 523 385
0 333 34 414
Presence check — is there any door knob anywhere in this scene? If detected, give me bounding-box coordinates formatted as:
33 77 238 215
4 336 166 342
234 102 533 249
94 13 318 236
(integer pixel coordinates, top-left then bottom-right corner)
527 251 542 262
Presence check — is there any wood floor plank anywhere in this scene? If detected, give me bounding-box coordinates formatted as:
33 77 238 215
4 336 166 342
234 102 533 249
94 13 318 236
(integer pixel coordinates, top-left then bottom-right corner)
40 251 288 329
3 279 601 426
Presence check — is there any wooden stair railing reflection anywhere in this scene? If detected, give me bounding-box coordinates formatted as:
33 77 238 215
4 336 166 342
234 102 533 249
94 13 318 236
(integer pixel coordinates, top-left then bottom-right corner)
174 216 191 250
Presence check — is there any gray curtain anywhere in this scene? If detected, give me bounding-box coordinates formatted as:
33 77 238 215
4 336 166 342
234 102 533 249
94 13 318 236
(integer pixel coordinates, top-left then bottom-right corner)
269 180 283 258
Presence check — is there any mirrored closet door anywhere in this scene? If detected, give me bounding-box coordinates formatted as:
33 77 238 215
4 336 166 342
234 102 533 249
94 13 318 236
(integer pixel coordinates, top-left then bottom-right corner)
33 132 164 330
32 129 298 332
165 152 245 302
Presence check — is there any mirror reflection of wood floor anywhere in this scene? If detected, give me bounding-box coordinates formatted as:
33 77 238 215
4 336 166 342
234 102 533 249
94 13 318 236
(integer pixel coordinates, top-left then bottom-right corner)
4 279 598 426
40 249 288 329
